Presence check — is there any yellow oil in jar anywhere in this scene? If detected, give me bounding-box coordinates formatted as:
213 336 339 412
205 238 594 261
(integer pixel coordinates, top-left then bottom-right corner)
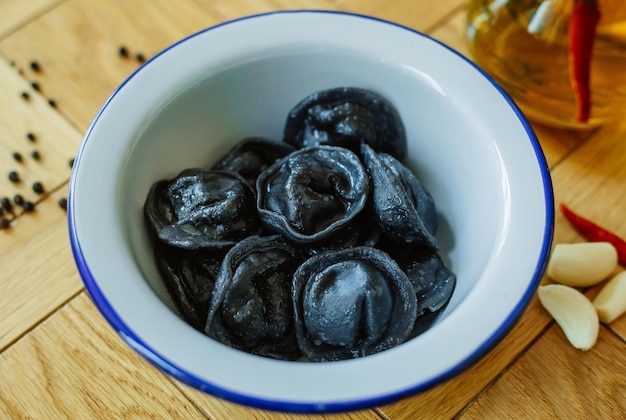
466 0 626 128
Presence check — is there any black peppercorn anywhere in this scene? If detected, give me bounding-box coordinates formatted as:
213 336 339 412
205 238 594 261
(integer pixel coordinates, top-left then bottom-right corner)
1 197 12 212
135 53 146 63
26 132 36 141
8 171 19 183
119 46 129 58
31 81 40 91
21 91 30 100
0 218 9 229
69 158 75 168
31 150 41 160
30 60 41 72
48 99 57 108
32 182 44 194
12 152 23 162
13 194 24 206
22 201 34 212
58 197 68 211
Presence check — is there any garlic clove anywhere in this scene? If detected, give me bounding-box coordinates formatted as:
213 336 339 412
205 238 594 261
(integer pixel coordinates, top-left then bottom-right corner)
592 271 626 324
546 242 617 287
537 284 599 351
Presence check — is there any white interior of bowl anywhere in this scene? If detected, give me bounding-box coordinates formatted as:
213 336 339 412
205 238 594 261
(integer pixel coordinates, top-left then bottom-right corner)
69 11 552 412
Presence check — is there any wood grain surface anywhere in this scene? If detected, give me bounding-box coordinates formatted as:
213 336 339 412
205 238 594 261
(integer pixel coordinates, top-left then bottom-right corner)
1 0 625 419
0 0 61 37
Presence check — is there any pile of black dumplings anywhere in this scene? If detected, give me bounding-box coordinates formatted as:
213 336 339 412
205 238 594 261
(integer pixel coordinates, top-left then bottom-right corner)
144 87 456 362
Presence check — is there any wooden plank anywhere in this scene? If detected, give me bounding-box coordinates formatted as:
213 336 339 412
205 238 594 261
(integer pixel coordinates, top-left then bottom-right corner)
378 294 553 419
195 0 338 19
333 0 467 31
0 186 81 351
530 124 594 169
0 58 80 212
0 0 221 132
0 292 207 419
550 119 626 238
0 53 83 350
458 325 626 418
0 0 62 38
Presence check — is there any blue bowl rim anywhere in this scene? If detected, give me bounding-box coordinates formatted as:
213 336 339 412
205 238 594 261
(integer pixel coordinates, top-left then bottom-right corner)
67 9 555 414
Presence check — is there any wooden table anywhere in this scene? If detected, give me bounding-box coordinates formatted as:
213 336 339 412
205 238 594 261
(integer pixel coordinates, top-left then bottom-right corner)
1 0 625 418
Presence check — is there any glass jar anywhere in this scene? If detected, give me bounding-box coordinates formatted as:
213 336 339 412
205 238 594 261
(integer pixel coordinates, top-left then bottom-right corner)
466 0 626 128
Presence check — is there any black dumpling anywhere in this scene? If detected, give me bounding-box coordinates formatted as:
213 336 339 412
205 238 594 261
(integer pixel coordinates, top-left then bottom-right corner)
361 143 438 250
405 253 456 338
256 145 370 244
283 87 407 160
152 242 226 331
205 235 305 361
211 137 296 189
305 201 380 257
144 168 260 250
292 246 417 361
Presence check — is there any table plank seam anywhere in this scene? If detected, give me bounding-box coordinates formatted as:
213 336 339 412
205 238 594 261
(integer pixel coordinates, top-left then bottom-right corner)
1 177 70 226
422 2 468 35
0 0 69 41
373 407 391 420
547 127 601 172
452 318 555 419
0 287 83 356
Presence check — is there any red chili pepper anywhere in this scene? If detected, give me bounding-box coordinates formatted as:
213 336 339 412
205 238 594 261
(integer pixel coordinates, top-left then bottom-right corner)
560 203 626 265
568 0 601 123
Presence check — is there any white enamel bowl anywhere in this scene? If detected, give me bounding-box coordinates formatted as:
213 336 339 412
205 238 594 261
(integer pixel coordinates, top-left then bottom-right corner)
68 10 554 413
